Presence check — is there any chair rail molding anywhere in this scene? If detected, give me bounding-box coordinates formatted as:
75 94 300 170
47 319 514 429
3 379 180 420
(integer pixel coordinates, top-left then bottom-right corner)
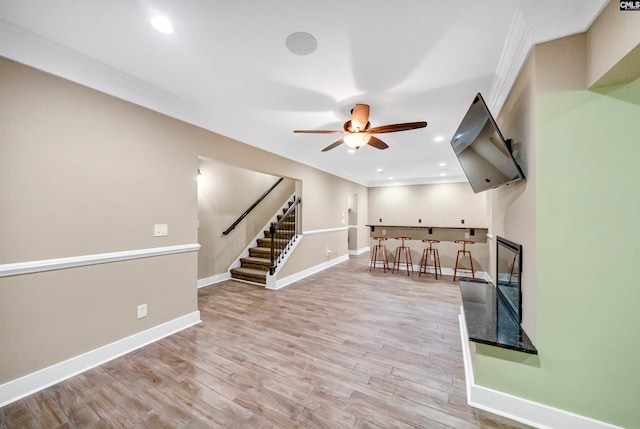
0 244 201 278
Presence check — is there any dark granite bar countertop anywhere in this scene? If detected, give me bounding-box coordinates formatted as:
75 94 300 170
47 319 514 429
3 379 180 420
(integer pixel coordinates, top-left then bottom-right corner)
459 279 537 354
366 225 488 231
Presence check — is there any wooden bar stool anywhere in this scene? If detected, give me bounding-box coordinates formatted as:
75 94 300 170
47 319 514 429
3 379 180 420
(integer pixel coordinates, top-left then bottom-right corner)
453 240 475 281
392 237 413 275
419 239 442 279
369 237 389 272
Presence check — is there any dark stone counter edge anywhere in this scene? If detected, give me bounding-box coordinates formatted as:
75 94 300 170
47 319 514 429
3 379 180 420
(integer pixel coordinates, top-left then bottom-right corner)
460 280 538 355
367 225 488 231
469 337 538 355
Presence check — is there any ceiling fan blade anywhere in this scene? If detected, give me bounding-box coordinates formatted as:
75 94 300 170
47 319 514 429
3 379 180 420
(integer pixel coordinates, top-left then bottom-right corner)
365 121 427 134
350 104 370 131
321 138 345 152
367 136 389 150
294 129 345 134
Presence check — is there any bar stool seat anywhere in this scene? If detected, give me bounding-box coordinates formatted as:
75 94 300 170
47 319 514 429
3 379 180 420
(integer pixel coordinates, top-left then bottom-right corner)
419 239 442 279
453 240 475 281
392 237 413 275
370 237 389 272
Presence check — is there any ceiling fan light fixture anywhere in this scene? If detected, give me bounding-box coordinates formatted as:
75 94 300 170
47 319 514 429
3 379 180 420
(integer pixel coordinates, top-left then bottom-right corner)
344 133 371 149
294 103 425 152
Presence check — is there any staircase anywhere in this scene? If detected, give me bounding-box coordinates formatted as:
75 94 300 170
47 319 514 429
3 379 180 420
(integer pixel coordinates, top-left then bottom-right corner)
230 200 297 284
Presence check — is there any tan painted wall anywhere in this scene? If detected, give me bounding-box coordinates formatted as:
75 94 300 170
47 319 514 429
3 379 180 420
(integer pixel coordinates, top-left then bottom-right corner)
1 253 196 382
367 182 489 274
490 50 538 339
587 0 640 87
197 159 295 279
0 57 368 384
367 182 487 228
0 60 198 263
278 231 349 279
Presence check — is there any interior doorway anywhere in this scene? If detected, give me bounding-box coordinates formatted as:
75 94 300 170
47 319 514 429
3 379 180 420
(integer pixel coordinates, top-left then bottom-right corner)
348 193 358 254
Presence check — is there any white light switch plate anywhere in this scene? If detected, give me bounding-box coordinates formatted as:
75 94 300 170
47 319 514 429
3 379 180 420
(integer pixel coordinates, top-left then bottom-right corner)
154 224 168 237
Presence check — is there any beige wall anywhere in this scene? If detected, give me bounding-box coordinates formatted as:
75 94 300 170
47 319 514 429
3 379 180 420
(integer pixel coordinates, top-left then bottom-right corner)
1 253 196 381
278 231 348 279
368 182 489 274
197 159 295 279
368 182 487 228
587 0 640 87
0 60 198 263
490 51 538 339
0 58 201 383
0 57 368 384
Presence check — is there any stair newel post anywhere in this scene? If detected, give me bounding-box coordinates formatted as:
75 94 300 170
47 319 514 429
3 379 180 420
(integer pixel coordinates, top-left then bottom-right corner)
295 197 300 240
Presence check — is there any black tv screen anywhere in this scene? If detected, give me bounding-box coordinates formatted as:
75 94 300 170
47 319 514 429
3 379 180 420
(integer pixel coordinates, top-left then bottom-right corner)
450 93 525 193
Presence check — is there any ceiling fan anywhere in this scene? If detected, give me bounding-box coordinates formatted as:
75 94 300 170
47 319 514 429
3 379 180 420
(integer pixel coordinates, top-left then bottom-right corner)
294 104 427 152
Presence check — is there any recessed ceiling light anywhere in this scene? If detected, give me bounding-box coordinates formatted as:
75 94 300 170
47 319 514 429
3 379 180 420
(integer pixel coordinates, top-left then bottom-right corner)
434 136 445 142
347 149 355 154
440 172 446 176
377 168 384 174
389 177 394 180
439 162 446 167
151 16 174 34
285 32 318 55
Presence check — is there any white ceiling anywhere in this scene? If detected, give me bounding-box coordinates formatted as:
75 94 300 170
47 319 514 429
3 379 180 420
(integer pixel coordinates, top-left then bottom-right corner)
0 0 607 187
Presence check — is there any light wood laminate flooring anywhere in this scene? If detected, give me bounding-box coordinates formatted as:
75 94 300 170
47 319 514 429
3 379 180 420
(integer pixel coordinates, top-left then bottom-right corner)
1 254 533 428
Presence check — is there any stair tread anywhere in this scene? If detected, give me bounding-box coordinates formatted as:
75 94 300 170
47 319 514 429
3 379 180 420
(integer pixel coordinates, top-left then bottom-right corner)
230 267 268 276
250 246 271 251
241 256 270 263
230 199 298 285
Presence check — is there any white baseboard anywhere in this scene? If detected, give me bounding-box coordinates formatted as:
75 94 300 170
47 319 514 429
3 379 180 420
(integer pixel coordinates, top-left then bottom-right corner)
197 272 231 288
349 246 370 256
267 254 350 290
0 311 201 408
448 269 489 282
458 308 622 429
388 264 489 281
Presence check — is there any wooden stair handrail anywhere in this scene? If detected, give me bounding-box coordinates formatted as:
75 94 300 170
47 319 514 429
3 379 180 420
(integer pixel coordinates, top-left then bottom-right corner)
222 178 284 236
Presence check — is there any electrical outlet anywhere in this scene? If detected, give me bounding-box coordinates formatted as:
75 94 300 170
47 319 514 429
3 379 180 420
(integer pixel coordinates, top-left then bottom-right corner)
465 232 470 239
382 229 386 235
154 224 168 237
137 304 147 319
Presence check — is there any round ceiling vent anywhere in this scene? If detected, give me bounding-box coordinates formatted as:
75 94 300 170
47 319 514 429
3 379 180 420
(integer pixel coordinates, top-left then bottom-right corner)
285 32 318 56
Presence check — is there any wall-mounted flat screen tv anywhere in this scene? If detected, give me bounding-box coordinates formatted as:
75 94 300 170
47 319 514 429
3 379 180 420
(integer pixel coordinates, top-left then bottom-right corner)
450 93 525 193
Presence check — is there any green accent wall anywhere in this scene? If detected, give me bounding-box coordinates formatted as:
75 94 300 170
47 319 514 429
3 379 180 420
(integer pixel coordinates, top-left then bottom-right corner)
475 77 640 428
